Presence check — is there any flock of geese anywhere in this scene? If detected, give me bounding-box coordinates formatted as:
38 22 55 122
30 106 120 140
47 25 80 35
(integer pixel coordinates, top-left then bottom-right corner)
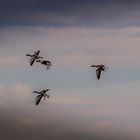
26 50 52 69
26 50 108 105
26 50 51 105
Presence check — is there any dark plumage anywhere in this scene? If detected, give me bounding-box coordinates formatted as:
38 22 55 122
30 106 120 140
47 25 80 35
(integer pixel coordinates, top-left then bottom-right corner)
91 65 108 80
26 50 43 66
36 59 52 69
33 89 50 105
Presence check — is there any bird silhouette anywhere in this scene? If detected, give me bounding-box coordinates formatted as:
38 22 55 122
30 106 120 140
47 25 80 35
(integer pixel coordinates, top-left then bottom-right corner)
33 89 50 105
91 65 108 80
36 59 52 69
26 50 43 66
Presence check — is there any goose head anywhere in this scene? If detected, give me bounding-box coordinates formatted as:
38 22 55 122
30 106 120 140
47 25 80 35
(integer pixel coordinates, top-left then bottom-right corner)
100 65 108 71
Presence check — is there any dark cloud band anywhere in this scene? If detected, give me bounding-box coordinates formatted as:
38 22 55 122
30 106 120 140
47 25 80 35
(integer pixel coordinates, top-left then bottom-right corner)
1 0 140 27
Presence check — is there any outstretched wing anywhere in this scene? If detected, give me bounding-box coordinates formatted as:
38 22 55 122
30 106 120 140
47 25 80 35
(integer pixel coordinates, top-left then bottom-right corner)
96 68 102 80
26 54 32 57
30 56 36 66
36 94 43 105
91 65 98 67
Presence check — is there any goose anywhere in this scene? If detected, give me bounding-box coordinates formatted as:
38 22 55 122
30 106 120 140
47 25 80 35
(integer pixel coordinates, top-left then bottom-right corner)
36 59 52 69
33 89 50 105
26 50 43 66
91 65 108 80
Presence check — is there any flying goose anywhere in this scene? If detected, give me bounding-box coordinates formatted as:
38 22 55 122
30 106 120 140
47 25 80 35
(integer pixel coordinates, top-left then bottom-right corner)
33 89 50 105
26 50 43 66
36 59 52 69
91 65 108 80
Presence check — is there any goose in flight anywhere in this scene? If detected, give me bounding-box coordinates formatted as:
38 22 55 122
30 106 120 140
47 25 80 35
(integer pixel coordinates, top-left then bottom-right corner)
36 59 52 69
33 89 50 105
91 65 108 80
26 50 43 66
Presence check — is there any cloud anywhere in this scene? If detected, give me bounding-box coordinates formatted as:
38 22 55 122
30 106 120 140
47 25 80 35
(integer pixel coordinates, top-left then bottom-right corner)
1 0 140 27
52 95 97 105
0 82 32 107
0 26 140 69
0 81 140 139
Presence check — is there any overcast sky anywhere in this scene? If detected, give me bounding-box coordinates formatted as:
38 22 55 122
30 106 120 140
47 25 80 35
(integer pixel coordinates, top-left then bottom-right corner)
1 0 140 27
1 0 140 140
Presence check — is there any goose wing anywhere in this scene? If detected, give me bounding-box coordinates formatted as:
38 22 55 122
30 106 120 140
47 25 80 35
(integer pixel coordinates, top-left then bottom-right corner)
26 54 32 57
36 94 43 105
91 65 98 67
33 91 38 93
42 61 48 65
96 68 102 80
30 56 36 66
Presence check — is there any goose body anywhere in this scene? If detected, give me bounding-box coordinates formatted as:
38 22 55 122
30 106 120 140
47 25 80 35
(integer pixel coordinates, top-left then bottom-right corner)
36 59 52 69
91 65 108 80
26 50 43 66
33 89 50 105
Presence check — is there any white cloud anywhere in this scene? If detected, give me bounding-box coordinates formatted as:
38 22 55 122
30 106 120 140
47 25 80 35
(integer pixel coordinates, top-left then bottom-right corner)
0 82 32 107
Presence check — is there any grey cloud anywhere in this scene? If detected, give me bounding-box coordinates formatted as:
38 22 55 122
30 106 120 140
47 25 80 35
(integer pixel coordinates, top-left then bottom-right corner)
0 82 140 140
1 0 140 27
0 106 136 140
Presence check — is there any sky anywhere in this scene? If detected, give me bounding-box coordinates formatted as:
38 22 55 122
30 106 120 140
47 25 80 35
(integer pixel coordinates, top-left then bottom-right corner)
1 0 140 140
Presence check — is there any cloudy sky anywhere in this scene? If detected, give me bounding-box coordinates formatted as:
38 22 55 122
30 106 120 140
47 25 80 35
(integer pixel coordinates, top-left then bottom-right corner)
1 0 140 140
